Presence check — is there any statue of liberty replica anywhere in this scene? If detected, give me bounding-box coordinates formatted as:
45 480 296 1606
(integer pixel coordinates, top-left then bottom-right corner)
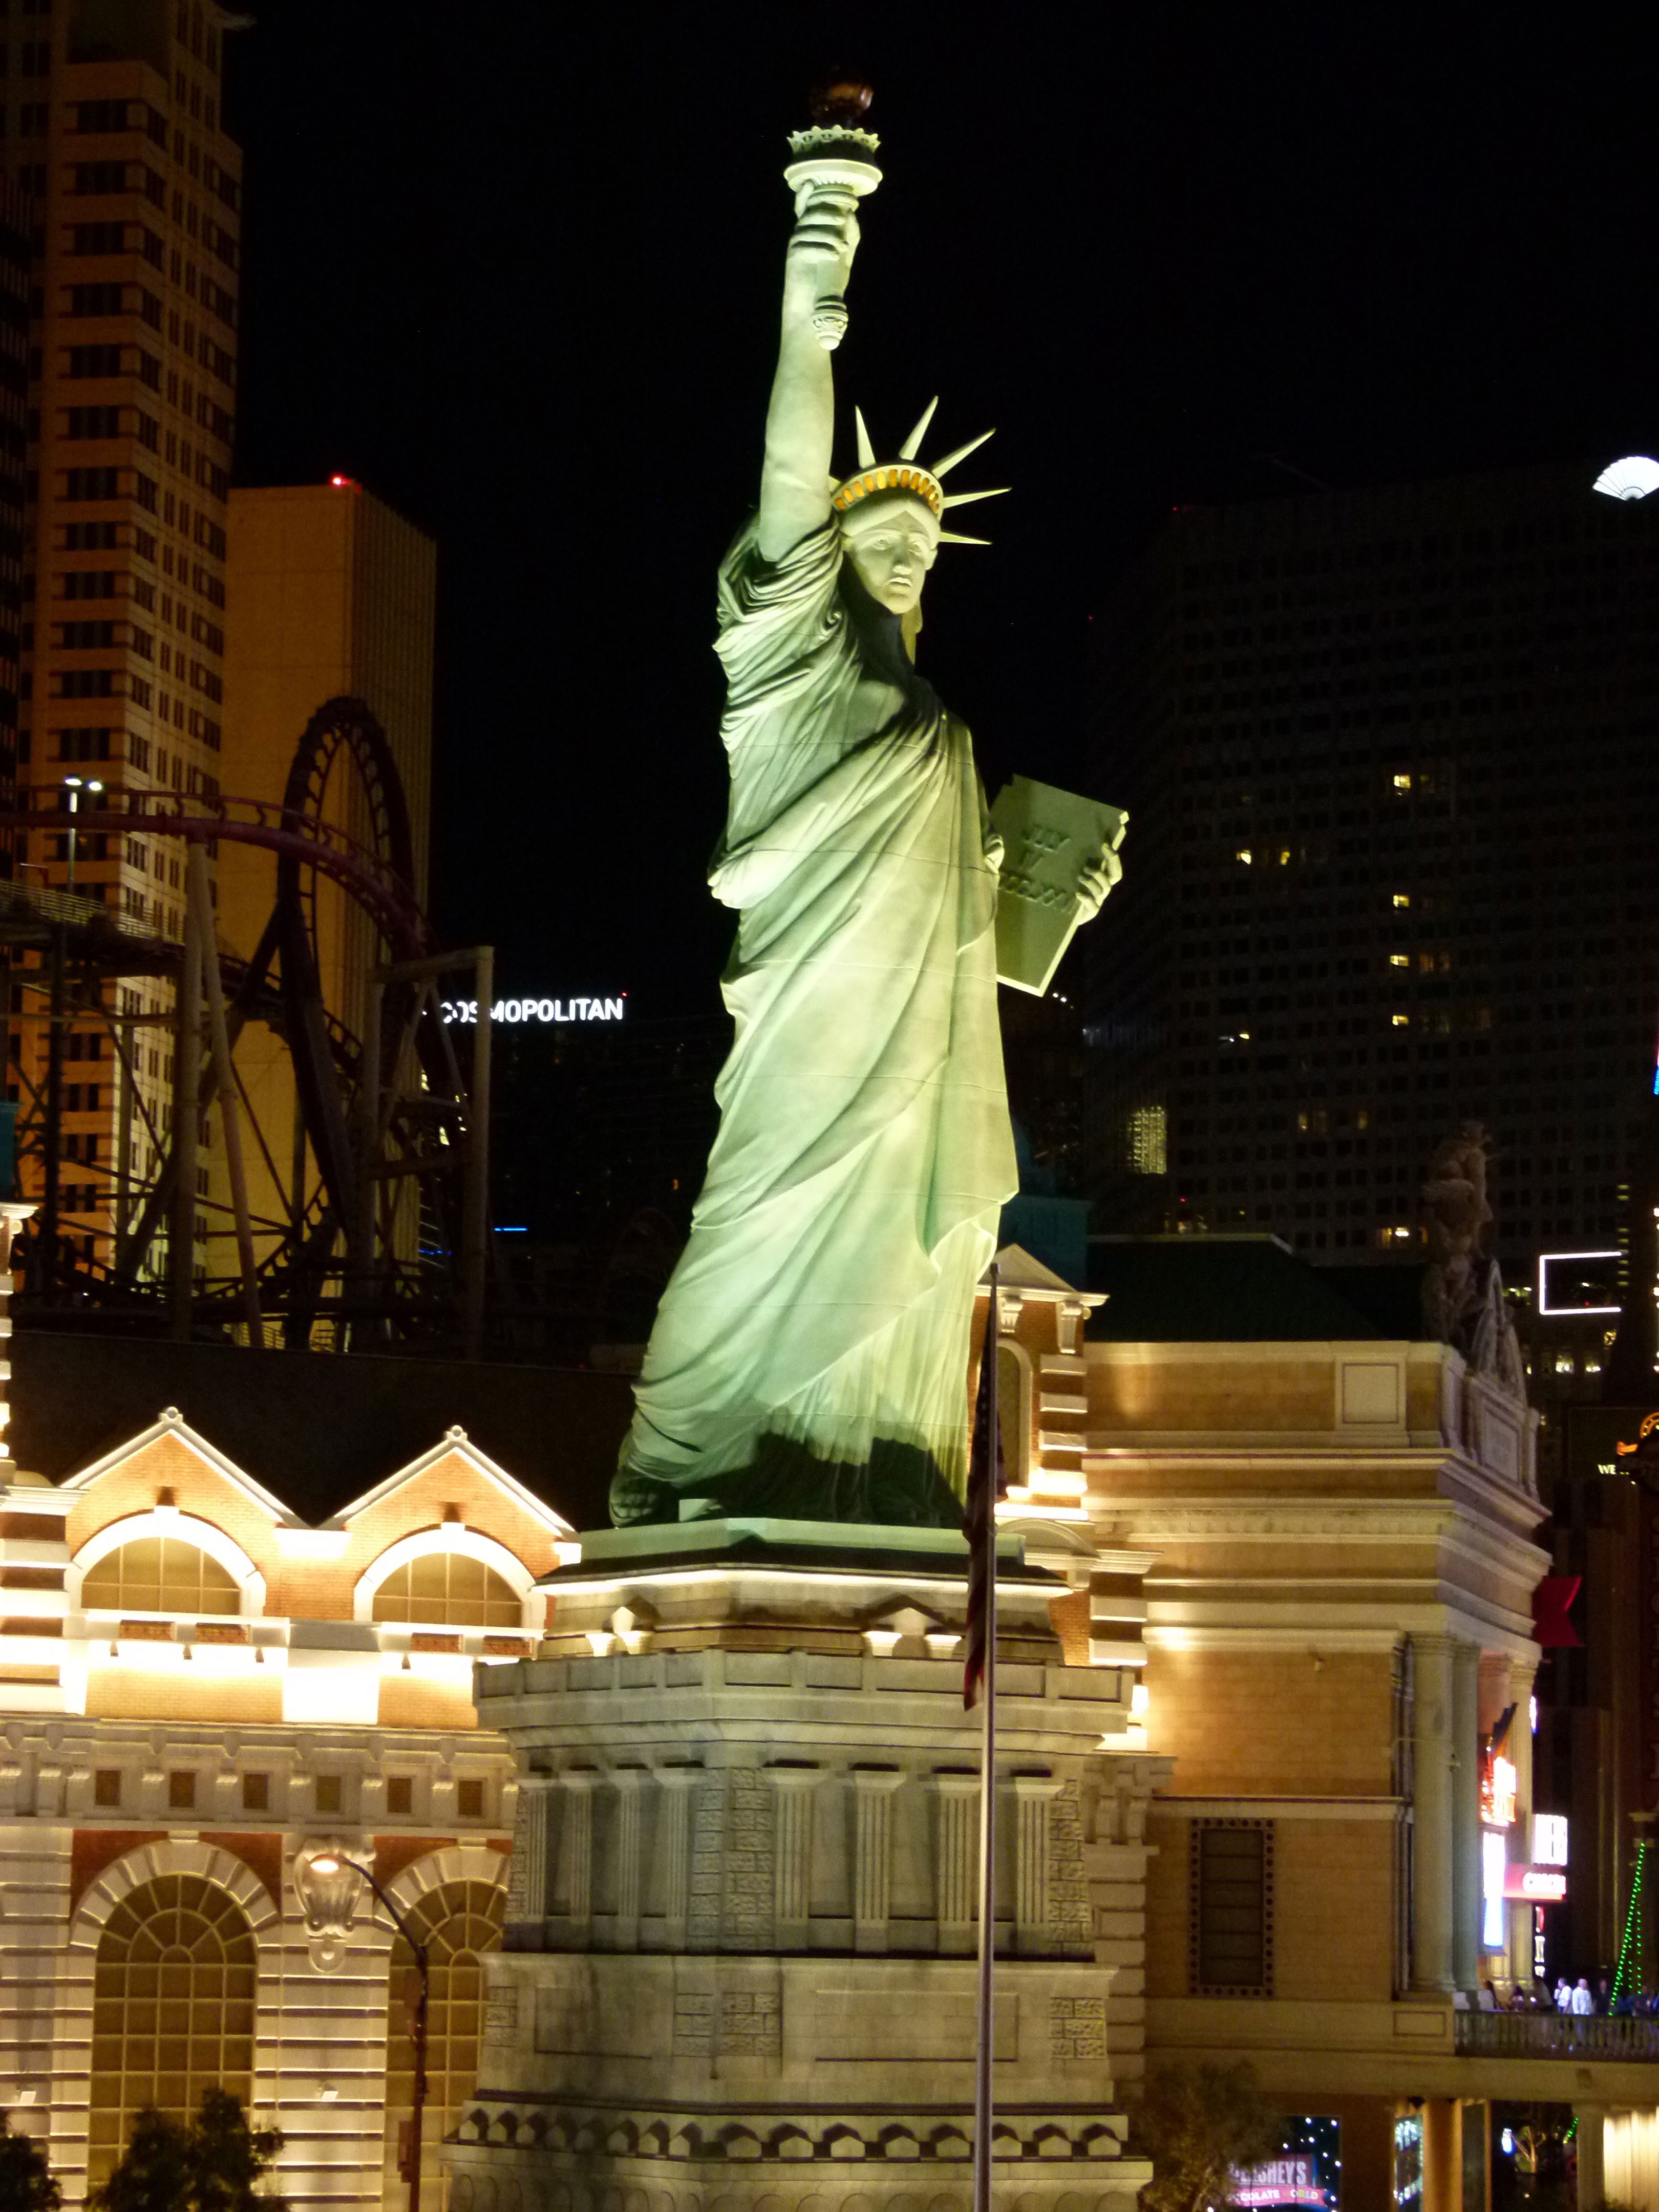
612 83 1113 1532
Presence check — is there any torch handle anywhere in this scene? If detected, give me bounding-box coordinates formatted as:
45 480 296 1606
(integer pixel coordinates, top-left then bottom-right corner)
783 155 882 354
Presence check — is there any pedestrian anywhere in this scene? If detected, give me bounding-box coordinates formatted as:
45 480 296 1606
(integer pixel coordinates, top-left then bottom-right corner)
1556 1977 1573 2011
1571 1977 1594 2015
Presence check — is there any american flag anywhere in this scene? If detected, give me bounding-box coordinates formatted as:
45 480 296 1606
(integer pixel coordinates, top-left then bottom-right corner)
962 1273 1006 1710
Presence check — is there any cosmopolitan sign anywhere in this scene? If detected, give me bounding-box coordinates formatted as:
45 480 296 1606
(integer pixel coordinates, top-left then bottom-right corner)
440 996 626 1025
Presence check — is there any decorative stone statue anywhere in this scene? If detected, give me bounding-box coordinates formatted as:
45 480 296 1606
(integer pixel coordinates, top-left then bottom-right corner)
612 93 1116 1529
1421 1121 1525 1400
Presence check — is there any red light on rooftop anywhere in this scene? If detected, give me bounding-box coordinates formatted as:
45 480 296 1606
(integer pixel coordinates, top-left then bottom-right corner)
328 474 359 490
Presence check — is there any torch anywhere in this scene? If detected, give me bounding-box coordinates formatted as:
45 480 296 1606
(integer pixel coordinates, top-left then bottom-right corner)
783 75 882 351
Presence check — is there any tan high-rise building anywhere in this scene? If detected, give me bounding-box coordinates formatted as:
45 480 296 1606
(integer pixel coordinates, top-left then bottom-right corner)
215 480 436 1294
1 0 241 1274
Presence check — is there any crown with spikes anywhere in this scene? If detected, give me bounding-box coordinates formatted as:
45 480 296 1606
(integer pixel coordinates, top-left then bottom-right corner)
830 397 1009 545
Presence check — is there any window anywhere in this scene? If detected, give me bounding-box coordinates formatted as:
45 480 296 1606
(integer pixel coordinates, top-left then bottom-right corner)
386 1776 413 1817
57 671 116 698
167 1771 195 1811
456 1779 484 1819
240 1772 268 1813
69 346 123 377
73 164 129 196
313 1774 342 1815
382 1882 503 2207
61 572 117 600
70 285 125 318
1190 1819 1273 1994
75 101 135 134
54 728 112 761
94 1769 122 1807
59 621 116 650
65 521 120 550
65 466 120 500
72 224 128 257
81 1536 239 1615
88 1875 254 2189
371 1553 522 1630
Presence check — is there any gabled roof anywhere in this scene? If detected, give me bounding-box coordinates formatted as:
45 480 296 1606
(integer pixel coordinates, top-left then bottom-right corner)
60 1406 302 1523
11 1330 633 1529
331 1427 576 1537
992 1242 1092 1296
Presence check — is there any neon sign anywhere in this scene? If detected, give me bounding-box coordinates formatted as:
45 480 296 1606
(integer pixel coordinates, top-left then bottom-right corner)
440 996 626 1025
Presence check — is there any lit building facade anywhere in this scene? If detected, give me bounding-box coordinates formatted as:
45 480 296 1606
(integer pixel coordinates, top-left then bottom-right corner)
1085 461 1659 1301
0 1398 573 2210
0 0 241 1271
216 478 437 1277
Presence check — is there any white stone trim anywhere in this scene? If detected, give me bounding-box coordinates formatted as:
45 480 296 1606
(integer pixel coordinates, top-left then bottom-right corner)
333 1430 576 1540
1149 1795 1406 1821
69 1510 268 1619
66 1835 282 1952
353 1528 544 1633
59 1409 296 1524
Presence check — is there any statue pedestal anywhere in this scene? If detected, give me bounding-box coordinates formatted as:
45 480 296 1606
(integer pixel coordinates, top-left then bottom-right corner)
446 1518 1161 2212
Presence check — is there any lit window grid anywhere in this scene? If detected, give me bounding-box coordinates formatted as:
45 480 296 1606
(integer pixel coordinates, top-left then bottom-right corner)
372 1552 524 1631
87 1874 256 2185
80 1534 240 1616
382 1883 504 2204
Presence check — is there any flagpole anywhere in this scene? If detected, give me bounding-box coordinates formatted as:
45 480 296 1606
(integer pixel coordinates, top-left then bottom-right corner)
973 1261 999 2212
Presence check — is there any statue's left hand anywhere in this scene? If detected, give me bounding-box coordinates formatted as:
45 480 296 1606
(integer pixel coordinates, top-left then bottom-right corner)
1075 843 1123 921
983 830 1005 876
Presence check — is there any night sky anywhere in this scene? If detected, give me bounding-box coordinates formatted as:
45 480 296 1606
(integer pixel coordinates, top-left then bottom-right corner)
223 7 1659 1016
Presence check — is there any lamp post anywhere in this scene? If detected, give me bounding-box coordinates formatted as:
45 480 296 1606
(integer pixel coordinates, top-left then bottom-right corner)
62 775 102 890
307 1852 431 2212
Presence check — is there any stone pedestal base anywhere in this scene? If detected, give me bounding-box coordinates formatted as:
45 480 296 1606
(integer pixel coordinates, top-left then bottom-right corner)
446 1518 1162 2212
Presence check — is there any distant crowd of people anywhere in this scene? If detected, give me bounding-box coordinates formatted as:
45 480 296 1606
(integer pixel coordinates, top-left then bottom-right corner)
1480 1974 1659 2015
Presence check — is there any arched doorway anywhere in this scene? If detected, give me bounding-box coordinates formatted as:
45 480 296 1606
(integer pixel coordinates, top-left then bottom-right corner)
88 1874 257 2187
382 1878 504 2209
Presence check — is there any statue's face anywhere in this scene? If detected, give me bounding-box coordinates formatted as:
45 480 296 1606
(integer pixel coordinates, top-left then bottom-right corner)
839 494 940 613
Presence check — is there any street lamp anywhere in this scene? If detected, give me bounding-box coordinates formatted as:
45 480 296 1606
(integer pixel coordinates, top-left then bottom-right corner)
307 1852 431 2212
61 776 103 890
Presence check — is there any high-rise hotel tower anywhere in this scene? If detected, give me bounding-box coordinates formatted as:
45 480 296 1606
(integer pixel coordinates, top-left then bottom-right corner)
1 0 239 1272
1084 461 1659 1288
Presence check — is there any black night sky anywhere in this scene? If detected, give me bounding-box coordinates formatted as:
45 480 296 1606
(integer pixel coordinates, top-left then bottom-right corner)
223 6 1659 1015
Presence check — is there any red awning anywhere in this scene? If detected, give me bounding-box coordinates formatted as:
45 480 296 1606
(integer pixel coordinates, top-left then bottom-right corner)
1534 1575 1582 1648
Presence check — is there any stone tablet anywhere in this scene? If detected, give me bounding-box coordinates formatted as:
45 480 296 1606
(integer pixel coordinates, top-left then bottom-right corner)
991 776 1128 996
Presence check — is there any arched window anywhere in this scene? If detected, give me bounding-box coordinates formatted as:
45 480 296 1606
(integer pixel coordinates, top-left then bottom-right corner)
371 1553 523 1629
997 1341 1032 1486
81 1537 240 1616
382 1880 504 2206
88 1875 256 2186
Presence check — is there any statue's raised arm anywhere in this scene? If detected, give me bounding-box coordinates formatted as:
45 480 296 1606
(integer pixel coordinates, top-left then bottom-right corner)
757 83 884 560
756 186 857 559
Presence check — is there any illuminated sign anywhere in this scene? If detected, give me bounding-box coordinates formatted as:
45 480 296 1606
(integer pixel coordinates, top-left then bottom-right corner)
440 996 627 1026
1536 1814 1569 1867
1504 1865 1566 1902
1593 456 1659 501
1482 1830 1507 1949
1482 1754 1518 1831
1537 1251 1621 1316
1231 2161 1325 2209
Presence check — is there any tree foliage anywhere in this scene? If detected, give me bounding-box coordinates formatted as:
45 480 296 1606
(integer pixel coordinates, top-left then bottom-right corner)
0 2114 61 2212
87 2093 285 2212
1135 2061 1283 2212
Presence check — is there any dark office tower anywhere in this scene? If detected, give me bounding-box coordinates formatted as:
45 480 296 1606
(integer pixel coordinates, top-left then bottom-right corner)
0 0 240 1268
1083 462 1659 1281
0 183 30 850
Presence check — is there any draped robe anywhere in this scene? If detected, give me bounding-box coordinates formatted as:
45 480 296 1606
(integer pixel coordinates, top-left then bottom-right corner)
610 517 1017 1528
